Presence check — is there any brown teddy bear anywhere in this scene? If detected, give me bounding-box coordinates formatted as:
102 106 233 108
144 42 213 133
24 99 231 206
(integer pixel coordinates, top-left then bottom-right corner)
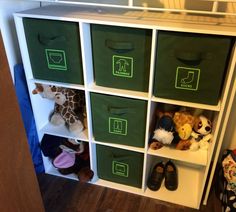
173 111 196 150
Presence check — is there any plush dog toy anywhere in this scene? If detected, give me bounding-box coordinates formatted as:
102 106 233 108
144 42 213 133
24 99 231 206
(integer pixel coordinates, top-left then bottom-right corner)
32 83 86 136
41 134 94 182
54 139 94 182
189 115 213 151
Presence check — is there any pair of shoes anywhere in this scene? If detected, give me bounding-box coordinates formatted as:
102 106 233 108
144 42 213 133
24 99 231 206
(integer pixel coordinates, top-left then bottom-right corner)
147 160 178 191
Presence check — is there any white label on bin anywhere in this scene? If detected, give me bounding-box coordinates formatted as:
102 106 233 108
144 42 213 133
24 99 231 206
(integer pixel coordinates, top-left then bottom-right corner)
45 49 67 71
109 117 127 135
112 161 129 177
112 55 133 78
175 67 200 91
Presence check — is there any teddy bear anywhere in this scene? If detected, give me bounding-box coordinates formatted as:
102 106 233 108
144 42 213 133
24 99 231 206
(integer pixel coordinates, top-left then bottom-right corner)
40 134 94 182
189 115 213 151
173 111 196 150
150 111 176 150
32 83 86 136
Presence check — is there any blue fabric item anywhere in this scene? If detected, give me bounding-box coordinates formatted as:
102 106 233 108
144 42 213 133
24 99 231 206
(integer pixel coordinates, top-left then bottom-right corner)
14 63 44 173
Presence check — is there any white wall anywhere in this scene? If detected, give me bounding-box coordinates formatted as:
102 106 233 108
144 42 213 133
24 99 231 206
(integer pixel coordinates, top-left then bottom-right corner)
222 89 236 151
0 0 40 80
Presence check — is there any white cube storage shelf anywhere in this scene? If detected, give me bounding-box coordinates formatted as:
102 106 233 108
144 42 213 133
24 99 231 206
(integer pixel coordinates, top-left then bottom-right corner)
14 5 236 209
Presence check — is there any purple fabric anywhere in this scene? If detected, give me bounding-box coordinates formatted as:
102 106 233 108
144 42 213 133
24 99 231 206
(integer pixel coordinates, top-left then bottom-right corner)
53 150 75 168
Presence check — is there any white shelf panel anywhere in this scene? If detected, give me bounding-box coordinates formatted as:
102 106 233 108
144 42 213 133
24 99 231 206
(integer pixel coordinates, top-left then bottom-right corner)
148 147 208 166
15 5 236 36
151 96 221 111
88 83 149 100
46 160 202 208
95 179 143 194
39 122 89 141
93 140 145 153
46 165 79 181
144 164 202 209
31 79 85 90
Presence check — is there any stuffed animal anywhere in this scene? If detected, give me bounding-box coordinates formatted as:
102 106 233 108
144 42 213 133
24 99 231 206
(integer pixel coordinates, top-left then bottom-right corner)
189 115 213 151
173 111 196 150
32 83 86 135
54 139 94 182
150 112 175 150
40 134 94 182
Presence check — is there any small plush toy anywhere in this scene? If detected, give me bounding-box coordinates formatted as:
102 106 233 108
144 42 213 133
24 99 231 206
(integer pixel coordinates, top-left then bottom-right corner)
189 115 213 151
32 83 86 136
173 111 196 150
40 134 94 182
150 112 175 150
54 139 94 182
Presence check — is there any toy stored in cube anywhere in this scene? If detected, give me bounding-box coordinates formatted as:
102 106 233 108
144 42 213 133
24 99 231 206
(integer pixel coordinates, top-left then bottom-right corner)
32 83 86 136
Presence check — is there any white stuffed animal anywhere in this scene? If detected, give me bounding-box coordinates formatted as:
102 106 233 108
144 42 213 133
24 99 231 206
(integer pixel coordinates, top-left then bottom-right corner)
190 115 213 151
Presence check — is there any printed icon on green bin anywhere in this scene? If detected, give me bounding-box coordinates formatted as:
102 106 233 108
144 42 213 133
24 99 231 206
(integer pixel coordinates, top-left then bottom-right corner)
112 161 129 177
45 49 67 71
109 117 127 135
175 67 200 91
113 55 133 78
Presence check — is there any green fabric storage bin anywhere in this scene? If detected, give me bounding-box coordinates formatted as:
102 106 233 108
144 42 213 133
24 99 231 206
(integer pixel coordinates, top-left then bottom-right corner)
91 93 147 147
23 18 84 84
153 31 232 105
96 144 144 188
91 24 152 92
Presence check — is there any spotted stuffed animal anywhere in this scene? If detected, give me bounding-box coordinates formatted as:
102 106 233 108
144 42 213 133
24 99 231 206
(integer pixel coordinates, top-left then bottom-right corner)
32 83 86 135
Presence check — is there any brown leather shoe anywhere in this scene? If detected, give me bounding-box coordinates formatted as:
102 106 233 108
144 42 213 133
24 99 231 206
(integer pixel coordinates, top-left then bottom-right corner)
147 162 165 191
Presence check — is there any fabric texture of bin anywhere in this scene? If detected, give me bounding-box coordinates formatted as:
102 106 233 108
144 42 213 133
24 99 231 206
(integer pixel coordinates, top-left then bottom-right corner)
23 18 84 84
91 24 152 92
96 144 144 188
91 93 147 147
153 31 232 105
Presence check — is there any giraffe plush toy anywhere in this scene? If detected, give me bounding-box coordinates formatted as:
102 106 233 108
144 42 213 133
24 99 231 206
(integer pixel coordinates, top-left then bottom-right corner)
32 83 86 135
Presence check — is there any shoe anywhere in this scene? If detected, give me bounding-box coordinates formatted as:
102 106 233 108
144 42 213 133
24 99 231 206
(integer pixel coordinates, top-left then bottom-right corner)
164 160 178 191
147 162 165 191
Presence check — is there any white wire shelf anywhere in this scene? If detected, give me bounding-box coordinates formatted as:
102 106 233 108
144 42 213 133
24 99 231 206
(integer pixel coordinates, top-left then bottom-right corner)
32 0 236 17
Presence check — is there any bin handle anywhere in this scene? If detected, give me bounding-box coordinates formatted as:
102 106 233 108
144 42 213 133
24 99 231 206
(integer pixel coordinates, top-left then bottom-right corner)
112 154 131 161
105 39 134 52
38 34 66 46
107 106 130 115
175 51 203 62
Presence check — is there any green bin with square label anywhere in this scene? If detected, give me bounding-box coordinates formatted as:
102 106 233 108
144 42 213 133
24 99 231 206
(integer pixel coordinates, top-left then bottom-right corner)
91 93 147 147
96 144 144 188
23 18 84 84
91 24 152 92
153 31 232 105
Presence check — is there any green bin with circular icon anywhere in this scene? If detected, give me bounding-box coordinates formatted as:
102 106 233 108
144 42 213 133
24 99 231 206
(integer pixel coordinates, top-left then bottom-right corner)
23 18 84 84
